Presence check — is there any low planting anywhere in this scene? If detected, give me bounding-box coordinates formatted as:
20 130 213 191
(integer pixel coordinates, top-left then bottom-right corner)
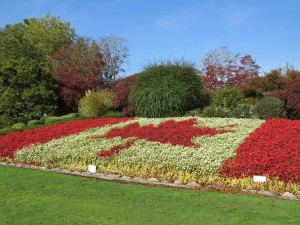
1 117 299 194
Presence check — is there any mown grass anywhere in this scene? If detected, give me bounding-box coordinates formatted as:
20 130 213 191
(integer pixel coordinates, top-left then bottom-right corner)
0 166 299 225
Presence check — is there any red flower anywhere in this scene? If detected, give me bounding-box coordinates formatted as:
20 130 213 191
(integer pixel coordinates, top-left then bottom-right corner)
0 118 132 159
97 118 234 158
222 118 300 183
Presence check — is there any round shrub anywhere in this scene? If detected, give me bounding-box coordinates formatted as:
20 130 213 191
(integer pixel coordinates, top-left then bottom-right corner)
211 87 245 110
11 122 26 129
113 73 139 117
129 60 203 118
255 97 287 119
78 90 113 118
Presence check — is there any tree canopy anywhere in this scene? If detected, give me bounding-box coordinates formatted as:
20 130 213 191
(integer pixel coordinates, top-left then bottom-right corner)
201 46 260 91
0 14 75 122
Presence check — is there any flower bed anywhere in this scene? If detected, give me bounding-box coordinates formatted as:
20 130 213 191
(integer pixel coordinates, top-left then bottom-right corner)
222 119 300 183
2 117 300 194
0 118 131 158
14 117 263 175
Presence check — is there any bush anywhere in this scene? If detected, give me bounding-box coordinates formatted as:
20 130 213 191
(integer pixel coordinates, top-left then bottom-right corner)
211 87 245 110
102 111 123 118
113 74 139 117
201 106 230 118
78 90 113 118
0 115 13 129
184 108 203 117
40 116 48 124
272 77 300 119
230 104 254 118
254 97 287 119
44 116 63 125
11 122 26 129
60 113 79 119
129 60 204 118
27 120 41 126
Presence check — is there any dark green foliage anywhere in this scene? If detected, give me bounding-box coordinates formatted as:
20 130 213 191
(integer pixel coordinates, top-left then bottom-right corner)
78 90 114 118
201 106 230 118
0 115 13 129
184 108 203 117
255 97 287 119
0 59 58 122
0 14 75 122
201 104 254 119
129 60 204 118
0 113 83 136
211 87 245 110
40 116 48 124
230 104 253 118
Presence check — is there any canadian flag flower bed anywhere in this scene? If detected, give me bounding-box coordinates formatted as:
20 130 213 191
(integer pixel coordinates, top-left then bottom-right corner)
1 117 299 194
11 117 263 174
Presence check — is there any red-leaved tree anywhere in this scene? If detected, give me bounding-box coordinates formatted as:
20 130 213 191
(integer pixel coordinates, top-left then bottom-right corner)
113 73 139 117
201 46 260 91
272 77 300 119
51 37 105 113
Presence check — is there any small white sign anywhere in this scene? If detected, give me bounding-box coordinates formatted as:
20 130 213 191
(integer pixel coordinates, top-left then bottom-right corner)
88 164 97 173
253 175 267 183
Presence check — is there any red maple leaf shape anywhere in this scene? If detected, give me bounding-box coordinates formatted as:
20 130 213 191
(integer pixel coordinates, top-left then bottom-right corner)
97 118 234 158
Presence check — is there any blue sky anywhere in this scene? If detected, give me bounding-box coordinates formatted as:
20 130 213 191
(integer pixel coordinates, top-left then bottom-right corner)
1 0 300 76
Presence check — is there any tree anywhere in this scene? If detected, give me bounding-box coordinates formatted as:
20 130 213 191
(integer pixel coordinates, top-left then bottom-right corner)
201 46 260 91
97 36 129 87
272 77 300 119
0 14 75 122
113 73 139 117
51 37 105 113
243 67 300 98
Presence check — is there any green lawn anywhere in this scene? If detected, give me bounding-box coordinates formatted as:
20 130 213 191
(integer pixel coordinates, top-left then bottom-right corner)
0 166 299 225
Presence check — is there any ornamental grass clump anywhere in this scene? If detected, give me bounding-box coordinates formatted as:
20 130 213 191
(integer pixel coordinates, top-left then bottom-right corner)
78 90 113 118
129 60 205 118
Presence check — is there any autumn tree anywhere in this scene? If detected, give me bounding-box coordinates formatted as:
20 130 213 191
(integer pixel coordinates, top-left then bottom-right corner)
51 37 105 113
97 36 129 87
201 46 260 91
243 67 300 98
113 73 139 117
272 77 300 119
